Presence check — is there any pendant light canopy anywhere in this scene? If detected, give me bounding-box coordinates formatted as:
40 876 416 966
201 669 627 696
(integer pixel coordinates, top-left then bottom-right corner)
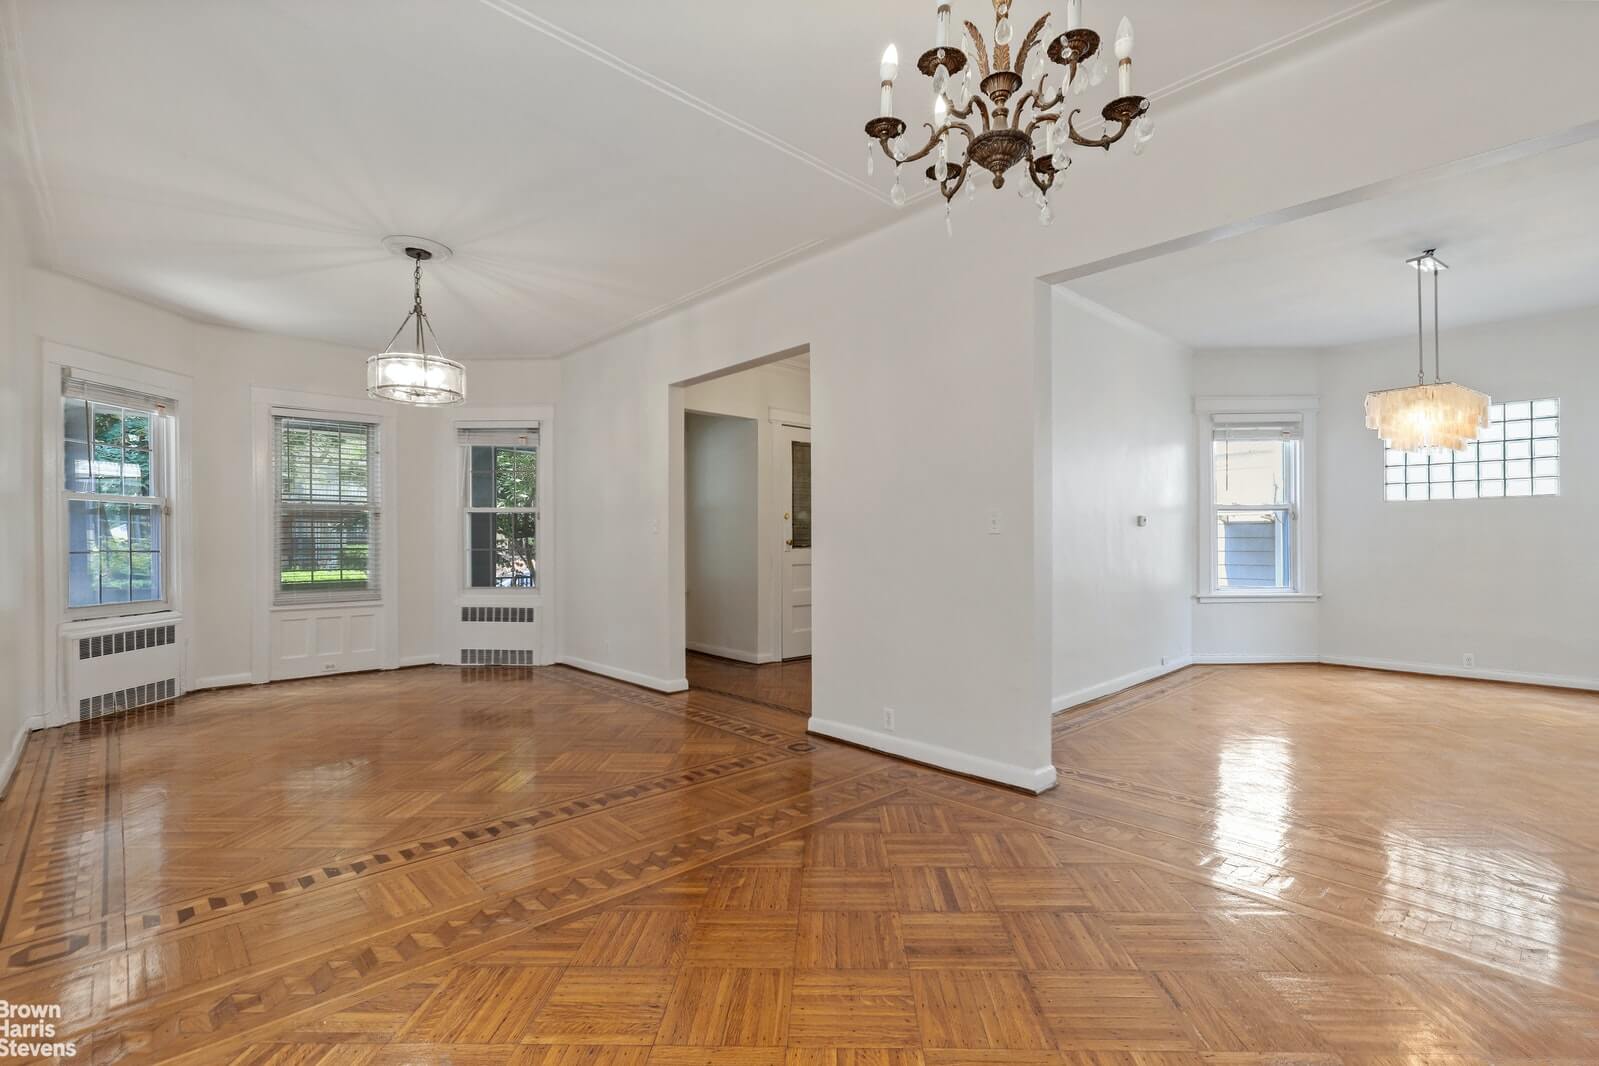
1364 250 1488 453
367 243 466 406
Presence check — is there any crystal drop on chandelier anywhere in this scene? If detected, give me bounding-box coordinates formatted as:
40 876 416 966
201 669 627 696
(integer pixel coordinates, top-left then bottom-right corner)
866 143 875 177
890 176 907 206
994 15 1013 44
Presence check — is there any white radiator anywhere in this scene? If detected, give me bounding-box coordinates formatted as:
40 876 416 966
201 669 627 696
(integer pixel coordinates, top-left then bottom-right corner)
452 604 541 666
64 617 183 721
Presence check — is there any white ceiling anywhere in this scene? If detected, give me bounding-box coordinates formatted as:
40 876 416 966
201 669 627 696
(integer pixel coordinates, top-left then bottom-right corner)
1066 135 1599 349
5 0 1387 357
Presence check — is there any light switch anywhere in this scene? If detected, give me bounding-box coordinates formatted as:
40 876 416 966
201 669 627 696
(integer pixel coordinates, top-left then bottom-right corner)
987 511 1002 535
1136 515 1149 527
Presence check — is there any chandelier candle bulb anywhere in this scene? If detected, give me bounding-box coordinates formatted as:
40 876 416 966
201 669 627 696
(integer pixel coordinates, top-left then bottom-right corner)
1115 16 1134 95
936 5 952 47
1065 0 1081 31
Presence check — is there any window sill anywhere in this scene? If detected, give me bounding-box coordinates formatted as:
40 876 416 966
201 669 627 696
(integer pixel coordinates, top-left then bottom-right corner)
1195 593 1321 604
61 608 182 634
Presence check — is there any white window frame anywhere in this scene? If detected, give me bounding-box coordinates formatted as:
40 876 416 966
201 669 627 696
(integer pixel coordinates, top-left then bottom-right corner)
1195 395 1320 604
272 414 383 604
432 408 556 665
250 387 400 683
459 430 540 591
41 342 195 725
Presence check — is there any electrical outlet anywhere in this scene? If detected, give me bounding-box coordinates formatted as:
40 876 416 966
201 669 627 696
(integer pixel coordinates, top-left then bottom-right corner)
1462 652 1475 668
883 706 896 732
987 511 1002 535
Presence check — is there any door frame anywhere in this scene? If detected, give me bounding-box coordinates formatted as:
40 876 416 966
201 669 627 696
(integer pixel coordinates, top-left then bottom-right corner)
769 408 811 660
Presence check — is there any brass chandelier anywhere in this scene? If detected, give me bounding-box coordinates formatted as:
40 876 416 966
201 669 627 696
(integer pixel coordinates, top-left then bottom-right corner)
864 0 1152 229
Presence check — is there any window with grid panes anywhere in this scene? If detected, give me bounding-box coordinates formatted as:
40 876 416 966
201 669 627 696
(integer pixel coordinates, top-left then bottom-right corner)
273 416 382 601
1383 399 1559 501
62 379 173 611
458 427 538 588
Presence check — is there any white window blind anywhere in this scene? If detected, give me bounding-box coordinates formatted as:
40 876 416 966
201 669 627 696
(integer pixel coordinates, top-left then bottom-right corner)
63 370 178 414
1211 416 1302 442
456 426 539 447
273 415 381 604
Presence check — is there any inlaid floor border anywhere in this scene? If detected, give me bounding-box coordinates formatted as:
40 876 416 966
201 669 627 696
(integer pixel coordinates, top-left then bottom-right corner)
68 768 917 1065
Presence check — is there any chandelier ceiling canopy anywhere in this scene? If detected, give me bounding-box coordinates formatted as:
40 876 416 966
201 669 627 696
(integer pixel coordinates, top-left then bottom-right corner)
864 0 1153 229
1363 250 1489 453
367 239 466 407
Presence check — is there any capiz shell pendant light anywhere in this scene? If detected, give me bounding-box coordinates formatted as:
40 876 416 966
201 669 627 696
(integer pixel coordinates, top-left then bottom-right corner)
367 242 466 406
1364 250 1487 453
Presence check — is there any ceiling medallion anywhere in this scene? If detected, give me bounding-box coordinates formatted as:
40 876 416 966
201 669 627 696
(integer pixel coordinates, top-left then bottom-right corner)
367 239 466 407
864 0 1153 231
1364 250 1489 453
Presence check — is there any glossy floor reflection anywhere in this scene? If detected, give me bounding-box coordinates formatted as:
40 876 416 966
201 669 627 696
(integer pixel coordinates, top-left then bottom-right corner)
0 662 1595 1063
686 651 811 715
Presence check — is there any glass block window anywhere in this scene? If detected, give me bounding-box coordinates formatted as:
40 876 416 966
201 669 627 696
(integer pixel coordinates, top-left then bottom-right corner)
1383 398 1560 501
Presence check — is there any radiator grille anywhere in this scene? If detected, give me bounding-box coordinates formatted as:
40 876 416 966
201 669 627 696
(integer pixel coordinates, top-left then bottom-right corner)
79 624 176 660
460 648 536 666
79 677 178 721
461 607 536 623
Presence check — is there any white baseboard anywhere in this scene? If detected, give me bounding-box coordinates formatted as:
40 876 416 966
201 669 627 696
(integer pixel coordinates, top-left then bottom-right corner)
398 654 438 668
191 672 255 691
1191 653 1319 665
1053 656 1194 714
1 715 44 801
686 642 765 665
1320 654 1599 692
559 656 689 694
807 715 1058 794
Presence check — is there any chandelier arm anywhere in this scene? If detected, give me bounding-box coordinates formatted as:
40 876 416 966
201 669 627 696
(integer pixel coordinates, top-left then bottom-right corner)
382 311 417 355
950 93 991 132
1065 107 1131 150
1035 72 1065 112
896 121 976 166
939 157 971 202
963 21 991 78
1027 158 1055 198
1012 13 1052 74
1021 110 1060 143
420 310 449 361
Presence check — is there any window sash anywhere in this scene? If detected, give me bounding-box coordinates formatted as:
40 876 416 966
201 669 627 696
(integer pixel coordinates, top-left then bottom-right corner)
461 443 538 590
62 383 173 613
273 415 381 603
1206 421 1302 596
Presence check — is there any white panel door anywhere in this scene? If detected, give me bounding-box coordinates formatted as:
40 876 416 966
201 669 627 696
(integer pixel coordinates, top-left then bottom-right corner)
776 425 812 659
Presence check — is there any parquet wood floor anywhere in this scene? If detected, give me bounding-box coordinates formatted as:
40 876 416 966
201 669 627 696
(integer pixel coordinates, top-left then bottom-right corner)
2 662 1597 1063
686 653 811 716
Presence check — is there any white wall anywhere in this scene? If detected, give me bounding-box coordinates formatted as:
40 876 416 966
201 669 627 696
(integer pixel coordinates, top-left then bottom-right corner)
684 412 759 660
682 361 809 662
1319 304 1599 686
1051 291 1194 709
20 269 561 701
0 176 40 788
1190 349 1322 662
554 3 1599 790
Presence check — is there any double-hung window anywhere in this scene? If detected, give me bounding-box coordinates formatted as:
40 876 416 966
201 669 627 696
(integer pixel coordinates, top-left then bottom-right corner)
273 415 382 603
62 374 175 612
1209 416 1302 593
459 426 538 589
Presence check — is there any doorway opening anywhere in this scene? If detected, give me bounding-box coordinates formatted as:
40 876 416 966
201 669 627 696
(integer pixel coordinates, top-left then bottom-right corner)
679 350 811 715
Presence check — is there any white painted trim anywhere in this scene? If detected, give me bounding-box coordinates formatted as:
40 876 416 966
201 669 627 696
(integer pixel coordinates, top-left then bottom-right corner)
1319 655 1599 692
191 672 255 691
0 716 42 802
1195 593 1322 604
1052 656 1194 714
807 716 1058 794
398 654 438 668
1191 653 1319 665
685 641 765 665
434 404 558 668
250 387 401 684
559 655 689 694
41 342 196 726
